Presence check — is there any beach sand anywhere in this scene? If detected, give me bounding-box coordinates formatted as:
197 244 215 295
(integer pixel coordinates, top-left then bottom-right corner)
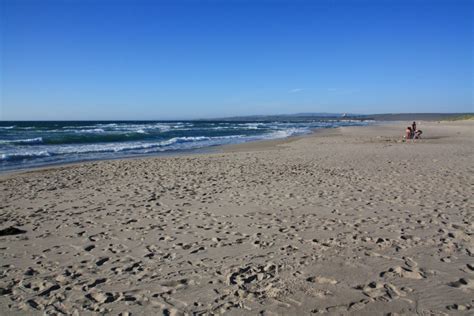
0 121 473 315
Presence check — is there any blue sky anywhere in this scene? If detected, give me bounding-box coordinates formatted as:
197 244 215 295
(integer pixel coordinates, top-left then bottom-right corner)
1 0 472 120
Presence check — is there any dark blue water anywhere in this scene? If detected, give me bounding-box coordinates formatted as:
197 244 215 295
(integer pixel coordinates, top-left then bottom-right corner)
0 120 371 172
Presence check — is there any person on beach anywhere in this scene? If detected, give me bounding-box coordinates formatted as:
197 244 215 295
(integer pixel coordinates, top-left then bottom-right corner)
415 129 422 139
405 126 413 141
412 121 422 140
404 123 422 142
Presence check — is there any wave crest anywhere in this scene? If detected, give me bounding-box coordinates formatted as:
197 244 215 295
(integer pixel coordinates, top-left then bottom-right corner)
0 137 44 145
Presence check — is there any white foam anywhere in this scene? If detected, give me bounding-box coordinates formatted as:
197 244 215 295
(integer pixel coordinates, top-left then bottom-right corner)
0 121 372 168
0 135 249 162
263 128 310 140
74 128 105 133
0 137 44 145
1 151 51 161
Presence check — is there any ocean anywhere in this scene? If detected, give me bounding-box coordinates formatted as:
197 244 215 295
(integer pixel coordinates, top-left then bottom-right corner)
0 120 371 172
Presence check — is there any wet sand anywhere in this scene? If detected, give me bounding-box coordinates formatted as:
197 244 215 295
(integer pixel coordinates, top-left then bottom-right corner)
0 121 473 315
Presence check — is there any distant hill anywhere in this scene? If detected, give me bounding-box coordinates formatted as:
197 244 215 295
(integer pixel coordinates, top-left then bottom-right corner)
367 113 473 121
214 113 362 122
214 112 473 122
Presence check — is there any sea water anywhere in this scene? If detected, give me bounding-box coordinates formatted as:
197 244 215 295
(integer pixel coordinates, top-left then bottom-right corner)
0 120 371 172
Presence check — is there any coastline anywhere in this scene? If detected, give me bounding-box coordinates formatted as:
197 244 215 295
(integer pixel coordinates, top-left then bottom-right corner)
0 125 327 177
1 120 472 314
2 120 370 176
0 119 456 177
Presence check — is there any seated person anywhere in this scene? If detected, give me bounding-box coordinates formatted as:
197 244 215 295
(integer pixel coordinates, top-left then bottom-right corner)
405 127 413 140
415 129 422 139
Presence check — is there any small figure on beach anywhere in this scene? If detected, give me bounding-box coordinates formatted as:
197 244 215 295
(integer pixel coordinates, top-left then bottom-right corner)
415 129 422 139
405 126 413 140
404 122 422 142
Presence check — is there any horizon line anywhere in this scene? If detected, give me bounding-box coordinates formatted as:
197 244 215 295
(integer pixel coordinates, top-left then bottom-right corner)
1 112 473 122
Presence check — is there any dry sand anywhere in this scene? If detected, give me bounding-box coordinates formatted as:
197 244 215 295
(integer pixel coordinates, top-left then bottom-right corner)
0 121 473 315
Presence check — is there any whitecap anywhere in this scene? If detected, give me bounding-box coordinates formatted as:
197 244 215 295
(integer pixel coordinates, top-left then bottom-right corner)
0 137 43 145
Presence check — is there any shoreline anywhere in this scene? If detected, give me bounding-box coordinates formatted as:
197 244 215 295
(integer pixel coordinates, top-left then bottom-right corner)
0 126 331 177
0 119 447 177
1 120 472 315
0 119 464 177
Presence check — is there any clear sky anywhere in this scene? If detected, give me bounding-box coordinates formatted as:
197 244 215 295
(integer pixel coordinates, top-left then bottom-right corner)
1 0 473 120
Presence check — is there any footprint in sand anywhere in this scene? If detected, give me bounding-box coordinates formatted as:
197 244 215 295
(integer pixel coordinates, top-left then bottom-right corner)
449 278 474 290
95 257 109 266
355 281 407 302
86 291 118 304
84 244 95 252
447 303 473 311
380 265 425 280
311 298 371 314
306 276 338 285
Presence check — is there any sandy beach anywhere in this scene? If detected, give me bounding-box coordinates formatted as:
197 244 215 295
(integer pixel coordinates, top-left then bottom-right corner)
0 121 473 315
